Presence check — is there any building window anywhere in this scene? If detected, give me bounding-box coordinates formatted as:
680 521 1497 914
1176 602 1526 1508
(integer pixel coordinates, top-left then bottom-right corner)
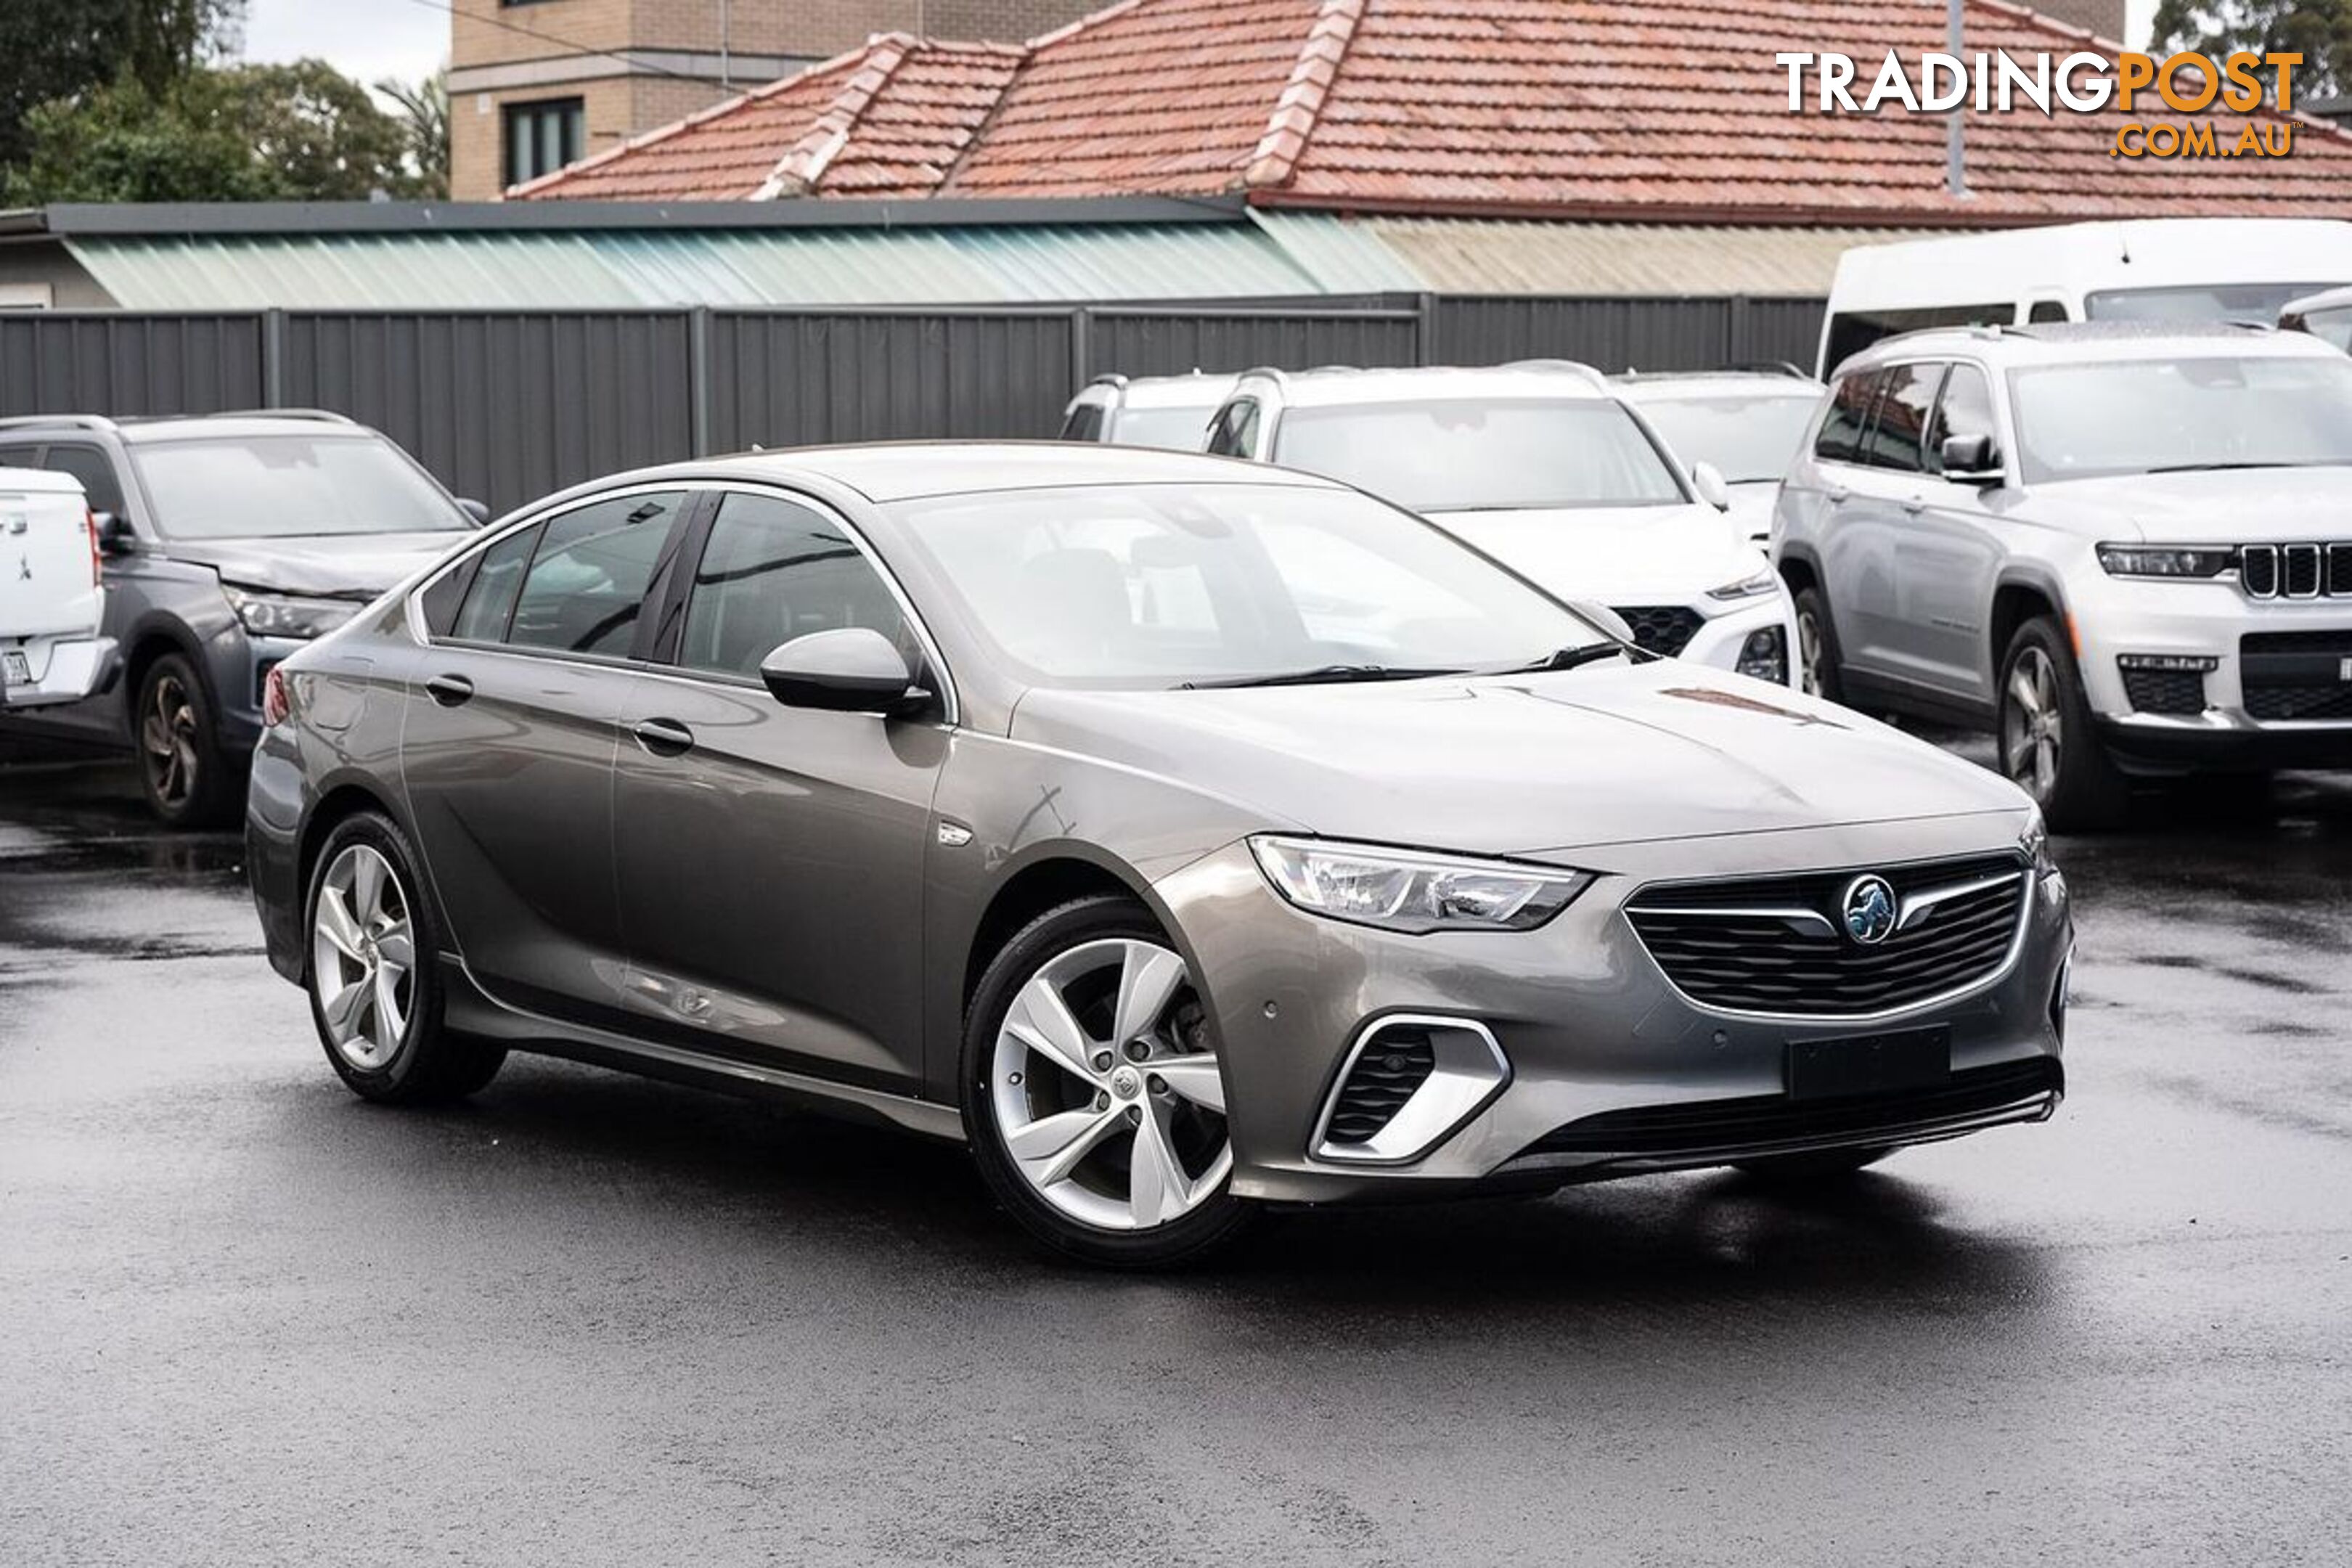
505 97 584 187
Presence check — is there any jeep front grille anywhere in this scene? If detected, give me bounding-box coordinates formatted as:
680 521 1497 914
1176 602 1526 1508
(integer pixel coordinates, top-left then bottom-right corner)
1624 854 2030 1018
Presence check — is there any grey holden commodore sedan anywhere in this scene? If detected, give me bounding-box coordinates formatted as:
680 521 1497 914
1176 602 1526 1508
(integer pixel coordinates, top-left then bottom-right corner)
246 444 2073 1266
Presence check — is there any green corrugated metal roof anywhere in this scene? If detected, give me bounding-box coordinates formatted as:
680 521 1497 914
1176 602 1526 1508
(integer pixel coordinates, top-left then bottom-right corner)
64 221 1340 309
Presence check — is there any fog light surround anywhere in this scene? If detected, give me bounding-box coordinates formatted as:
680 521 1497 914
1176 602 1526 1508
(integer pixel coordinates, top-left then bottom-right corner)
1736 626 1789 685
1312 1015 1511 1165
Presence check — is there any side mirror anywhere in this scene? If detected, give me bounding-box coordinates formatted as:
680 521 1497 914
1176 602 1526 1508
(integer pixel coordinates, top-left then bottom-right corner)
92 511 135 555
1940 434 2003 485
1571 600 1638 645
759 627 930 716
456 499 491 526
1690 461 1731 512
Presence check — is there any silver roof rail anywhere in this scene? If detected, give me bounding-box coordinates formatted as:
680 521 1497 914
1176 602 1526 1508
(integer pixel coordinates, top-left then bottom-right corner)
1500 359 1612 391
204 408 359 424
0 413 121 434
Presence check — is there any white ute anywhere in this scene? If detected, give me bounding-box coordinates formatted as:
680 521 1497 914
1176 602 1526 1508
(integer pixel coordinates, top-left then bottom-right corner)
1 467 113 709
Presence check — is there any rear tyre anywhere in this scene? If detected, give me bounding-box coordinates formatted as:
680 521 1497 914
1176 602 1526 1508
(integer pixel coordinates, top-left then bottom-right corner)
963 895 1253 1269
135 653 240 828
306 811 505 1106
1996 616 2129 832
1792 585 1845 704
1734 1146 1890 1184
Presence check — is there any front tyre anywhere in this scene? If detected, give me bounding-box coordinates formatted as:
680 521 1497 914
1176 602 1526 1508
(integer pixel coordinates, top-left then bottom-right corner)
135 653 239 828
1792 585 1845 703
306 812 505 1105
963 896 1252 1268
1997 616 2128 831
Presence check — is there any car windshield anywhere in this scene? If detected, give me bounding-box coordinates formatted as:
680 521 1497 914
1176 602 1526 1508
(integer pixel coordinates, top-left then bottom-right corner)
1108 405 1217 451
1270 399 1689 511
2084 282 2339 323
1632 392 1821 483
2008 355 2352 483
128 435 468 541
889 481 1605 689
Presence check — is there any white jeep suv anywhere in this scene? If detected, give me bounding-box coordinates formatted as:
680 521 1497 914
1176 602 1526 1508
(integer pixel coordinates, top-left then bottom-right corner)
1774 322 2352 828
1204 364 1795 685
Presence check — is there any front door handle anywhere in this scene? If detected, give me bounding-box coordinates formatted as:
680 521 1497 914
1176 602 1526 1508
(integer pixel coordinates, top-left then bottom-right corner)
632 716 695 757
1825 486 1851 505
425 674 474 707
1901 495 1927 515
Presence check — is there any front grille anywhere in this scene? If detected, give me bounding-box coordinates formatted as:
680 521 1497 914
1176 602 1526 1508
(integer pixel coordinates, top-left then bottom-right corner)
1625 854 2029 1017
2240 630 2352 723
2240 542 2352 599
1322 1027 1437 1146
1514 1058 2062 1161
2122 666 2205 714
1612 605 1704 657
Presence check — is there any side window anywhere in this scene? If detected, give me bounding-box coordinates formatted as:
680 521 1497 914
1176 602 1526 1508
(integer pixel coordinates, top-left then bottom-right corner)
1865 363 1945 475
1927 364 1998 469
1813 372 1881 465
41 444 128 516
2027 300 2070 324
0 445 37 467
1204 399 1259 457
449 523 542 642
508 491 685 656
1060 403 1106 442
679 491 907 679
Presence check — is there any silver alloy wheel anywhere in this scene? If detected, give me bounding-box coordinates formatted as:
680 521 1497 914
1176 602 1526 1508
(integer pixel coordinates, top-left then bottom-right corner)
2001 645 2062 804
1796 608 1824 697
311 844 417 1070
142 671 200 809
989 937 1232 1233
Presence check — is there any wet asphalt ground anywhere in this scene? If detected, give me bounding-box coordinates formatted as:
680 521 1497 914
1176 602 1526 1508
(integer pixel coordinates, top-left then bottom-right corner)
1 740 2348 1567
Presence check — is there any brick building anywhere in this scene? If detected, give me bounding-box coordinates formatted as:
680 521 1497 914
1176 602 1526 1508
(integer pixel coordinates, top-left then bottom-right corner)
449 1 1097 200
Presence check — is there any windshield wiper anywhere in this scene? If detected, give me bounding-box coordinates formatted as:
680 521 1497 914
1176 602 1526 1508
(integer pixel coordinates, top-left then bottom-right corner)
2144 461 2306 474
1180 663 1466 690
1499 641 1645 674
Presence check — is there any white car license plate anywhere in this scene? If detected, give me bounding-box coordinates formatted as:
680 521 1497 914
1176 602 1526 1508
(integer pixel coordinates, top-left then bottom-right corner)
2340 656 2352 683
3 650 29 686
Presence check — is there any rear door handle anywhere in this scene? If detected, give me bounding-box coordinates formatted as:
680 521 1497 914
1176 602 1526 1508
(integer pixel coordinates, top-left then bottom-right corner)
632 716 695 757
1901 495 1927 515
1825 486 1851 505
425 674 474 707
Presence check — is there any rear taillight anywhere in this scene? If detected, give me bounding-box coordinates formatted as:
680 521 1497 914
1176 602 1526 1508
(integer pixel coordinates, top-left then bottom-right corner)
261 665 291 728
85 507 102 587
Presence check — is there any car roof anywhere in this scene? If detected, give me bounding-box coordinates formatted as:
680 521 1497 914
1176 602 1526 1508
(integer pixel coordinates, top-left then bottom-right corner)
1081 372 1237 411
0 412 391 445
1236 362 1615 408
1612 372 1825 400
1842 320 2329 371
686 440 1339 503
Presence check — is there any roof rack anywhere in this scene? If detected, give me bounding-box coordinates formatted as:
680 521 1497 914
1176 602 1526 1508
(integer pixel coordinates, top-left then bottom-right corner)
203 408 360 424
1236 365 1290 385
1084 372 1129 390
0 414 121 434
1725 360 1811 379
1500 358 1612 391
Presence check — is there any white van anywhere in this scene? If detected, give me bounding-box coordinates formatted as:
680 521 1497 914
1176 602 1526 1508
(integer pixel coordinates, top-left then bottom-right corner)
1818 219 2352 376
1 467 113 709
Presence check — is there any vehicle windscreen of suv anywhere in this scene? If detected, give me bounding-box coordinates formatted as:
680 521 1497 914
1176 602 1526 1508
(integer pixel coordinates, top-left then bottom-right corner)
2008 354 2352 483
2084 282 2337 322
128 435 470 539
1271 399 1688 512
1108 406 1219 450
1633 395 1819 483
891 481 1605 688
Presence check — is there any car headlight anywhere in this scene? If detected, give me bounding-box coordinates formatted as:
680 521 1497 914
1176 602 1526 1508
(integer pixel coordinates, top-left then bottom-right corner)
1249 836 1593 934
1706 567 1780 600
2095 544 2234 579
223 584 362 640
2019 806 2054 875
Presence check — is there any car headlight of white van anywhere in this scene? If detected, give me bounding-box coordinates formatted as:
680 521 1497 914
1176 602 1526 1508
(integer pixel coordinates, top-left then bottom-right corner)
1250 836 1592 934
1707 568 1780 600
2095 544 2234 579
223 584 363 640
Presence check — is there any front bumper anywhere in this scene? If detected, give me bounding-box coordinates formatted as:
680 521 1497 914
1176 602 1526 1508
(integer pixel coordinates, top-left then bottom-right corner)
1156 816 2069 1205
2073 576 2352 772
1675 589 1799 687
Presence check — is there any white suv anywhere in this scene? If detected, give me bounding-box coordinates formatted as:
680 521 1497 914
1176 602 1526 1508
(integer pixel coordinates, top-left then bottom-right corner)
1058 372 1237 451
1774 321 2352 828
1204 364 1796 685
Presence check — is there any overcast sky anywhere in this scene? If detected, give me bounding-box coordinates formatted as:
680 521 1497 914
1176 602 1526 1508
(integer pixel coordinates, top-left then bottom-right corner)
237 0 449 89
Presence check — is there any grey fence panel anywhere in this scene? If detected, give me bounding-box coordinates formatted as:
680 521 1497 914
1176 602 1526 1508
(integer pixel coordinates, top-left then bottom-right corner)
281 312 696 512
709 311 1074 452
0 314 264 419
1083 309 1422 380
1432 297 1825 375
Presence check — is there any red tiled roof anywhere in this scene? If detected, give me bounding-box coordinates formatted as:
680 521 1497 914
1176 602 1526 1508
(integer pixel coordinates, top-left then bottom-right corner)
519 0 2352 222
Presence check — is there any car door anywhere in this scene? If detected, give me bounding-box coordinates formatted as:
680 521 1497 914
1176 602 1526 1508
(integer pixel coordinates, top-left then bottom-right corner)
1901 362 2012 704
399 486 696 1021
1839 361 1953 687
1814 367 1908 677
609 486 949 1091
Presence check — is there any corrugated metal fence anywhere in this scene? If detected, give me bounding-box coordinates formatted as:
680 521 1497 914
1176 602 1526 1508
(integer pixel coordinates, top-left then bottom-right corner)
0 295 1824 511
